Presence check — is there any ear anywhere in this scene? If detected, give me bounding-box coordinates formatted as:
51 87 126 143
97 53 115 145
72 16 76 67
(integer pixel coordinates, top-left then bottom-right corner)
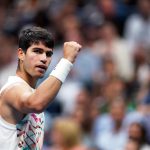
18 48 25 61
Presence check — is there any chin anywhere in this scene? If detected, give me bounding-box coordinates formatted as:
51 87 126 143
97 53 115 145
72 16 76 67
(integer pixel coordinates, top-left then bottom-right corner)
38 74 45 78
35 73 45 78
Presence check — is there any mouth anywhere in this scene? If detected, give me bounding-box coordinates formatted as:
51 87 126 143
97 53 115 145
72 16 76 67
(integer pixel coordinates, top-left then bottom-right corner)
35 65 47 73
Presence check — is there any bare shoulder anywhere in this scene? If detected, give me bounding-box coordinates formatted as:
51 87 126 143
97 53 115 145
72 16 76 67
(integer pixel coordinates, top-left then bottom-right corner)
0 82 34 123
2 82 33 107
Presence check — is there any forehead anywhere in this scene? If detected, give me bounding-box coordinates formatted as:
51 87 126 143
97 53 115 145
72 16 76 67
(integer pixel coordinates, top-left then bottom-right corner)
29 42 53 51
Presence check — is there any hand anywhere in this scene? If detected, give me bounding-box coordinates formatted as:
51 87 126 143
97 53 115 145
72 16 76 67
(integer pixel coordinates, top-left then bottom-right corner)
63 41 82 63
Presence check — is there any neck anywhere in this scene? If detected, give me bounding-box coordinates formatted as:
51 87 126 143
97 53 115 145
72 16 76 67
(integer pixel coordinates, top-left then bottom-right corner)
16 70 37 88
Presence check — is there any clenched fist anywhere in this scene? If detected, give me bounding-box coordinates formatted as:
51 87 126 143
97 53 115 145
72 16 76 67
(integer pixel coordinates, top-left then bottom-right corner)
63 41 82 63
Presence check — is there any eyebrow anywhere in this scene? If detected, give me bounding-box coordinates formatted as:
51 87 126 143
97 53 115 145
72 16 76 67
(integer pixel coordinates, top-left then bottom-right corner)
33 47 53 53
33 47 53 56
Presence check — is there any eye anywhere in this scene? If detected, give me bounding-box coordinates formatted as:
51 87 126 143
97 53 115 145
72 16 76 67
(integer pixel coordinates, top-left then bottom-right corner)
46 51 53 57
33 48 43 54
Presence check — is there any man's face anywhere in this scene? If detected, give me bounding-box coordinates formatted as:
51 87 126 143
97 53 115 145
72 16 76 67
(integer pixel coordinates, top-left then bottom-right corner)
110 103 125 123
21 42 53 78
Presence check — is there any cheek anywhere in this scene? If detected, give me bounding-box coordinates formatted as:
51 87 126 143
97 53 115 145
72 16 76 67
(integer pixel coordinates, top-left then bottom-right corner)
30 55 39 63
25 55 39 68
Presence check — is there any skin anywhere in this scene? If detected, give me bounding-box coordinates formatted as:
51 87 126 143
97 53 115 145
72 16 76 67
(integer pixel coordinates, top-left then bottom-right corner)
0 41 81 125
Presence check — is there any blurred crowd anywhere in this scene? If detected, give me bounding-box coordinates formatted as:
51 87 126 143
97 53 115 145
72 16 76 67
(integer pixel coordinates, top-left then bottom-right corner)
0 0 150 150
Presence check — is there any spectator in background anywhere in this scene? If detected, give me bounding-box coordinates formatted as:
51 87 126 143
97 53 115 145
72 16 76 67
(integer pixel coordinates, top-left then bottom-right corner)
93 57 117 86
94 22 134 82
124 0 150 53
45 117 87 150
71 87 99 149
124 138 140 150
142 90 150 145
96 0 131 35
94 99 128 150
96 0 119 28
94 77 126 113
0 34 17 88
134 45 150 88
127 122 150 150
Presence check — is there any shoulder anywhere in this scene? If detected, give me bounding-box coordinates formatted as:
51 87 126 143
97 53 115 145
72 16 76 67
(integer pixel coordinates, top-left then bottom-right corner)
0 76 32 95
1 82 33 105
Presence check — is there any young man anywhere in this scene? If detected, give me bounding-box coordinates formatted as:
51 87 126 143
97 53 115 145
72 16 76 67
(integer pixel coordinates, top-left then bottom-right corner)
0 26 81 150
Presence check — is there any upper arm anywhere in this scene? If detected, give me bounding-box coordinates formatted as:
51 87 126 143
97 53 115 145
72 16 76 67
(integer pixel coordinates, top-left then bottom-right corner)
2 76 62 114
3 83 37 114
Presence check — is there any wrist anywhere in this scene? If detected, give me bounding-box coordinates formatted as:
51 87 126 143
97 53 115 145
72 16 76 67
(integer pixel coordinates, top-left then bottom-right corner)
49 58 73 83
62 58 73 64
63 57 75 64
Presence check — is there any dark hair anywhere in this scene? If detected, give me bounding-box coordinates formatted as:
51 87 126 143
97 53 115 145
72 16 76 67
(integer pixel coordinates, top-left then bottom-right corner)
129 122 147 145
18 26 54 52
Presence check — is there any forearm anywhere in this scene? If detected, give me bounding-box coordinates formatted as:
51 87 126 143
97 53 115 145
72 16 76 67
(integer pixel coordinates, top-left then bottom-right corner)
27 76 62 112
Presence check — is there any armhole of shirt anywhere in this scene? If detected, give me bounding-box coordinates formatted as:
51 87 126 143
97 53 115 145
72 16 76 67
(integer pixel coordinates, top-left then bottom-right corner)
0 82 25 129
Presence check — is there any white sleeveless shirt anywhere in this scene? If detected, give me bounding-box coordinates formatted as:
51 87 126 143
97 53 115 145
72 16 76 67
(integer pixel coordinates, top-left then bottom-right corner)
0 76 45 150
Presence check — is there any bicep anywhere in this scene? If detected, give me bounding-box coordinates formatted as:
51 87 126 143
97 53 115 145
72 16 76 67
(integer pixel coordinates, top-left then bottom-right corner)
4 84 35 114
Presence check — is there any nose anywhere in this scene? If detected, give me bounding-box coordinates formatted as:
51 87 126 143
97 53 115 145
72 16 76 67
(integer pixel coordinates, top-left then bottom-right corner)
40 53 47 64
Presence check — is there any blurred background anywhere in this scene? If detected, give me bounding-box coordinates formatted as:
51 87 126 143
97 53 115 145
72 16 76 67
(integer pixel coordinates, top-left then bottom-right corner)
0 0 150 150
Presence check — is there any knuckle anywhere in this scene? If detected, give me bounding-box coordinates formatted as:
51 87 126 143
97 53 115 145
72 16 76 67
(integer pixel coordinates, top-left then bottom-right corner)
64 42 67 46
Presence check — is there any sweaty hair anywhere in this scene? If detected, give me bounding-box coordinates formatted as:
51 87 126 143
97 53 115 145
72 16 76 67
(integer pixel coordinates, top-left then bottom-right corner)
18 26 54 52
